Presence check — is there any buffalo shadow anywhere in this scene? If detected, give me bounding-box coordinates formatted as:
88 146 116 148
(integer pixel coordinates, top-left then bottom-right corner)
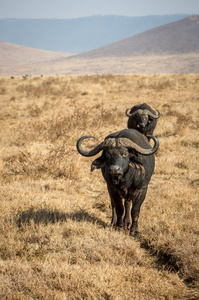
16 208 107 228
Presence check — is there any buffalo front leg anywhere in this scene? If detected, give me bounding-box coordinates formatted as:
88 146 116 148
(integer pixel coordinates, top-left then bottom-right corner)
111 207 117 226
108 186 124 228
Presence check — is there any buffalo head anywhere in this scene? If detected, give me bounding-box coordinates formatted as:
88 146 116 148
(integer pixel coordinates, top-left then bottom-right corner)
76 134 159 185
126 107 161 134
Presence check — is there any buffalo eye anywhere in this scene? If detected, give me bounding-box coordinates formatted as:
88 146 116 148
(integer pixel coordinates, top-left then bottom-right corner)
122 152 128 158
105 152 111 159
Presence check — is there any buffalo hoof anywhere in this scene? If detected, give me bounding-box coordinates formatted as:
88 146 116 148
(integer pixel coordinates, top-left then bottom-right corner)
113 223 125 232
130 229 138 237
123 224 129 231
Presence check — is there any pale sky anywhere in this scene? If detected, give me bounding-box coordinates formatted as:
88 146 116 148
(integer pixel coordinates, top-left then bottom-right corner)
0 0 199 18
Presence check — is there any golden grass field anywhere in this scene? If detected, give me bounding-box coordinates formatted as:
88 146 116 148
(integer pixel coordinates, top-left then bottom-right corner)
0 74 198 299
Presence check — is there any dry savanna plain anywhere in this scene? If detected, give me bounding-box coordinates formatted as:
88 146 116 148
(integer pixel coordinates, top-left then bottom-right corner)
0 74 198 299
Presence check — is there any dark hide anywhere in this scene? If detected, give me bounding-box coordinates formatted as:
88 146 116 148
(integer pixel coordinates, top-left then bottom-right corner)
91 129 155 236
127 103 158 138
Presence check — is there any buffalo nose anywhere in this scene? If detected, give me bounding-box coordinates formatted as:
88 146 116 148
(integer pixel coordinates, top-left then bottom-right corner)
109 165 121 175
139 123 145 129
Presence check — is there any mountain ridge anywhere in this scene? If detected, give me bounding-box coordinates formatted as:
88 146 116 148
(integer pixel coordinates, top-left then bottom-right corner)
73 15 199 58
0 15 190 53
0 16 198 75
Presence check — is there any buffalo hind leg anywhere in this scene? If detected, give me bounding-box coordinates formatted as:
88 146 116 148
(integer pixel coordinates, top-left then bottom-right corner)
123 199 131 229
130 211 139 236
129 187 148 236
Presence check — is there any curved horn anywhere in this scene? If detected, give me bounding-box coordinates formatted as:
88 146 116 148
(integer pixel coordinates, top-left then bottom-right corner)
76 136 116 157
143 109 161 119
143 135 159 155
126 108 133 117
116 136 159 156
125 108 142 117
77 136 103 157
77 135 159 157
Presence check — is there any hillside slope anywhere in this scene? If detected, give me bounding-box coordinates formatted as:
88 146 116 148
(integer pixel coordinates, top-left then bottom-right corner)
0 15 190 53
0 16 199 75
0 41 73 63
75 15 199 58
0 41 74 75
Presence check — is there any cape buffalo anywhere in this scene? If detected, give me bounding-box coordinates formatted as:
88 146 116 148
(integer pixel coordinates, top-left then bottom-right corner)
76 129 159 236
126 103 161 138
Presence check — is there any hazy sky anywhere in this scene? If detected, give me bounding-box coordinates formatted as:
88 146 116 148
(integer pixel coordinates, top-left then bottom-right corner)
0 0 199 18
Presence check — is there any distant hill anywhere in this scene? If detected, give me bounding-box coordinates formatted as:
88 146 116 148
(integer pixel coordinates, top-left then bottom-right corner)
0 15 190 53
0 16 199 75
75 15 199 58
0 41 73 75
0 41 73 63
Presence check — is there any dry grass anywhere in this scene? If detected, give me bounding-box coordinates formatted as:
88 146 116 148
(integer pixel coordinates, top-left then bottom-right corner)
0 74 198 299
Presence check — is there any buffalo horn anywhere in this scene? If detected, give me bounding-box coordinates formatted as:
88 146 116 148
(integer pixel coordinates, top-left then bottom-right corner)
76 136 116 157
77 135 159 157
126 108 160 119
115 136 159 156
144 109 161 119
125 108 138 117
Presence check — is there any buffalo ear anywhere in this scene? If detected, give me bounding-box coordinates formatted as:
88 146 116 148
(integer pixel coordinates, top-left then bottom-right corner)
148 116 153 122
91 156 105 172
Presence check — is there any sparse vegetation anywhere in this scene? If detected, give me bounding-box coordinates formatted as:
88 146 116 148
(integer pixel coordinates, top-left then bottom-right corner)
0 74 198 299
